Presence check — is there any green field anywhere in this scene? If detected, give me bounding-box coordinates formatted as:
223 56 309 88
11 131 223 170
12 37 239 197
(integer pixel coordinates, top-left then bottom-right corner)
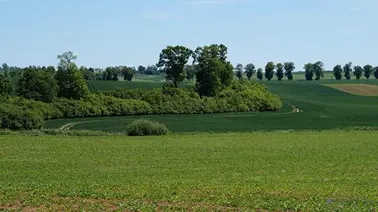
1 132 378 211
47 79 378 132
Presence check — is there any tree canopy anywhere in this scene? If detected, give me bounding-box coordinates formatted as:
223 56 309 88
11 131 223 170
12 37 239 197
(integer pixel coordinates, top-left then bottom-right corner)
235 64 243 80
194 44 234 97
333 65 343 80
265 62 275 81
284 62 295 81
157 45 193 87
275 63 284 81
244 63 256 80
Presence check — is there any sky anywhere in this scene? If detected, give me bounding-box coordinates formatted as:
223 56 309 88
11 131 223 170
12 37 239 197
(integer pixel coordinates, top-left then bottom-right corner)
1 0 377 70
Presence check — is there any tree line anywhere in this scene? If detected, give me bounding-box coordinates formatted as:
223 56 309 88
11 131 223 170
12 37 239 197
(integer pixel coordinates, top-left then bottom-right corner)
0 45 284 131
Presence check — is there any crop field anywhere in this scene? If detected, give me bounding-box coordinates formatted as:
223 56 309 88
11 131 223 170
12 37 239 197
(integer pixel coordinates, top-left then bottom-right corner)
47 79 378 133
1 132 378 211
324 83 378 96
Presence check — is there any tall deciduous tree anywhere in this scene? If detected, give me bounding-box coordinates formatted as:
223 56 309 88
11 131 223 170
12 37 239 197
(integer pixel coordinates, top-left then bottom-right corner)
193 44 234 97
55 51 89 100
157 45 193 87
0 74 12 96
284 62 295 81
353 66 363 79
265 62 275 81
343 62 353 80
235 64 243 80
333 65 343 80
304 63 314 80
363 65 374 79
313 61 324 80
276 63 284 81
244 63 256 80
257 68 263 81
16 67 58 102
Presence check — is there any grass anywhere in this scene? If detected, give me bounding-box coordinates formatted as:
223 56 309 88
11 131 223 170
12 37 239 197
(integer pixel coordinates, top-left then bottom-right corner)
324 83 378 96
1 131 378 210
47 79 378 133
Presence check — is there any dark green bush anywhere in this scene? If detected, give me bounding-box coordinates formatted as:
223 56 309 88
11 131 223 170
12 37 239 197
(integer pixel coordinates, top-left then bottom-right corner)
0 104 44 130
126 119 169 136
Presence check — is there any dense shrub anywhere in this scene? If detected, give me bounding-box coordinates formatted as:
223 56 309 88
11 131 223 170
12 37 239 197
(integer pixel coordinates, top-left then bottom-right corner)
0 104 44 130
103 81 283 114
126 119 169 136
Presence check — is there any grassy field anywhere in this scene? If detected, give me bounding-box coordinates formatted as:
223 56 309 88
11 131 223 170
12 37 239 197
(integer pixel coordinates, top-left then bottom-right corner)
47 79 378 132
1 132 378 211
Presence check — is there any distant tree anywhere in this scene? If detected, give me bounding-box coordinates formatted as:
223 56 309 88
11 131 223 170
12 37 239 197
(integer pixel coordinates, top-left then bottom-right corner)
157 45 193 87
265 62 275 81
80 66 95 80
235 63 243 80
104 67 118 81
363 65 374 79
55 51 89 99
122 66 134 81
374 67 378 79
17 67 58 102
313 61 324 80
257 68 264 81
276 63 284 81
0 74 12 96
343 62 353 80
333 65 343 80
2 63 9 78
137 65 146 74
193 44 233 96
304 63 314 80
57 51 77 70
145 65 158 75
353 66 363 79
244 63 256 80
284 62 295 81
184 65 196 81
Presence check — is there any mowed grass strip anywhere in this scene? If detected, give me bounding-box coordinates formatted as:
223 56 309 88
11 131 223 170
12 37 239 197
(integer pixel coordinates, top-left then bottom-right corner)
323 84 378 96
1 132 378 210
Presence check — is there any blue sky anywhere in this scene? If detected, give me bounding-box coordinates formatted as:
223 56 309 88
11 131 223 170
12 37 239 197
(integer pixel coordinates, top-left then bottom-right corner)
1 0 377 70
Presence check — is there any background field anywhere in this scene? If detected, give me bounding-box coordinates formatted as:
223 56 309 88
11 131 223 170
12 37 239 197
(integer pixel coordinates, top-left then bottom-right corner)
1 132 378 210
46 78 378 132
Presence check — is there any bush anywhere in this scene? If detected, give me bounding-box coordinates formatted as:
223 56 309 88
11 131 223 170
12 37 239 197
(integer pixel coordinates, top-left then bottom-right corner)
0 104 44 130
126 119 169 136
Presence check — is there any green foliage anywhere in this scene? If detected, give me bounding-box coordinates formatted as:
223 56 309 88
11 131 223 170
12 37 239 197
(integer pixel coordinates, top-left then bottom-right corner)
333 65 343 80
304 63 314 80
313 61 324 80
0 103 44 130
0 74 12 96
104 67 119 81
184 65 196 81
284 62 295 81
194 44 234 97
235 63 243 80
343 62 353 80
245 63 256 80
104 81 282 114
265 62 275 80
126 119 169 136
52 94 151 118
157 45 193 87
257 68 263 81
55 65 89 100
57 51 77 70
122 66 134 81
16 67 58 103
363 65 374 79
374 67 378 79
137 65 146 74
353 66 363 79
275 63 284 81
